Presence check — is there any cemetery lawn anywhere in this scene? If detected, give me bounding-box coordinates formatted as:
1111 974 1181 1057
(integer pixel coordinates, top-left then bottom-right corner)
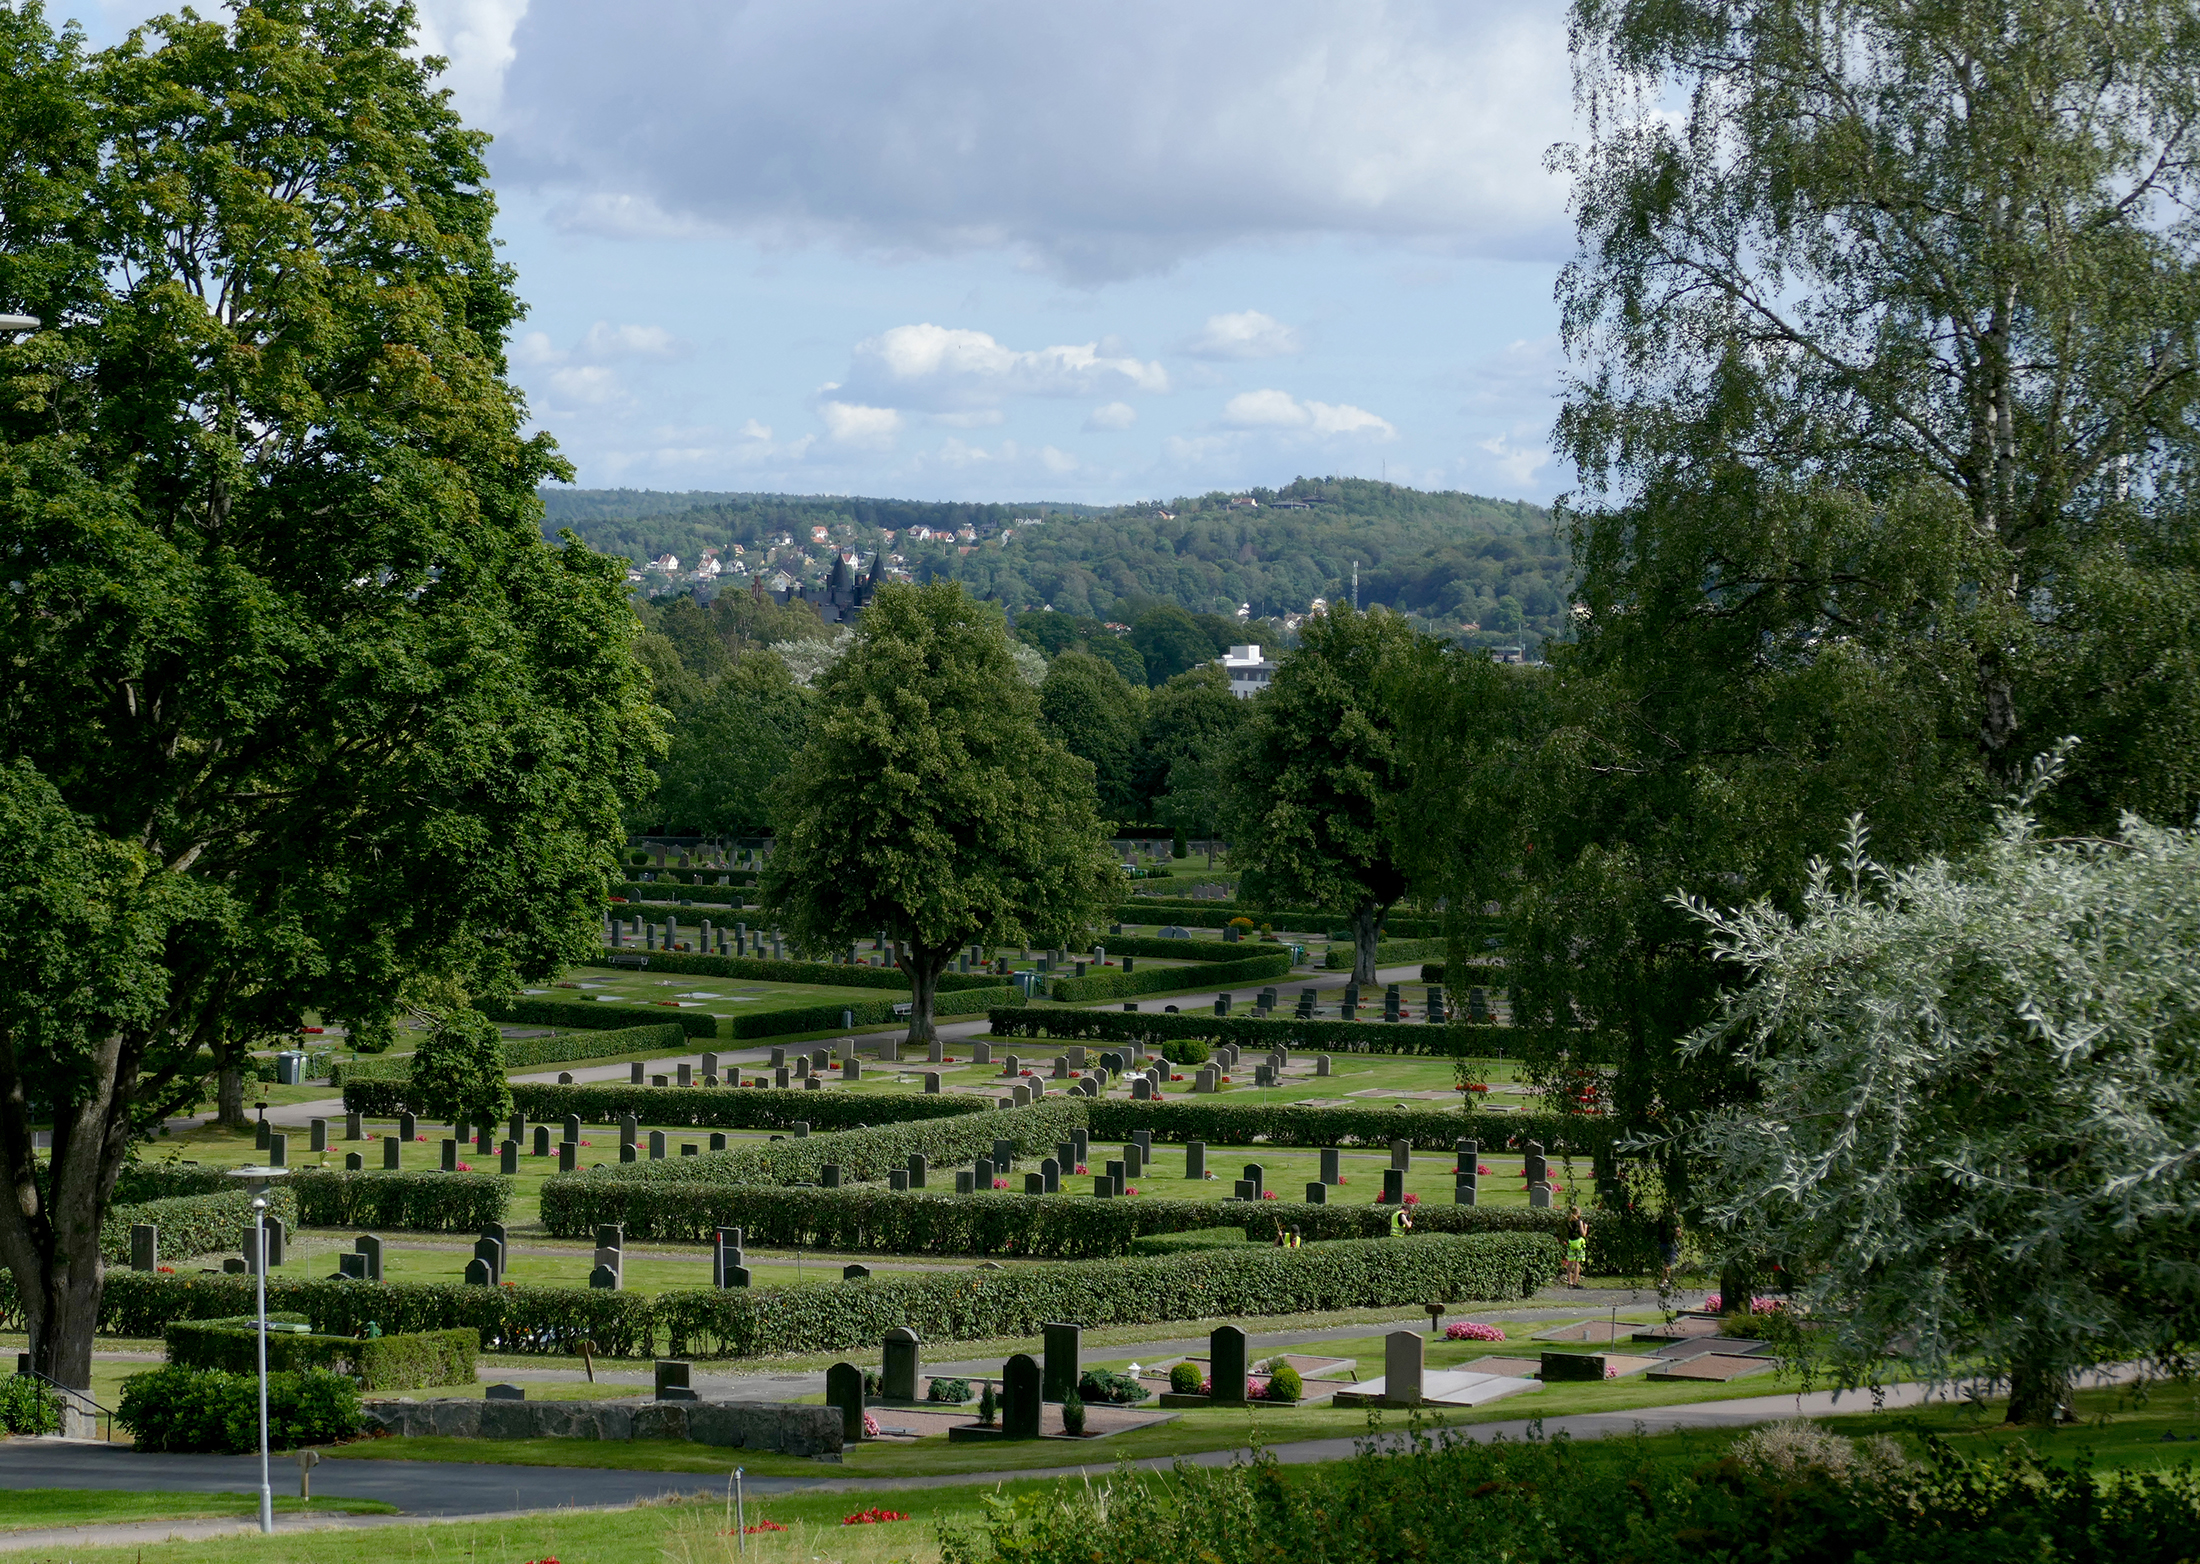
0 1491 398 1531
1816 1380 2200 1474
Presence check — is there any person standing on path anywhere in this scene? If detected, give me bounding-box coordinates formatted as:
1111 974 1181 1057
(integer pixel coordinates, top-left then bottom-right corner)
1563 1206 1589 1288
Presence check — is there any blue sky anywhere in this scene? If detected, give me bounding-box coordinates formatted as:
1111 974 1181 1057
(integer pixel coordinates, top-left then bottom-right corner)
74 0 1581 505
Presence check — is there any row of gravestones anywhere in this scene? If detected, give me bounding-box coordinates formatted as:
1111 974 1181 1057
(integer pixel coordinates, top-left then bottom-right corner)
605 916 783 959
185 1216 390 1284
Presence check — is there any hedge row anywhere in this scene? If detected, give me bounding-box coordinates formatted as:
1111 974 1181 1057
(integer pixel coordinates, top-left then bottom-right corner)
507 1084 988 1133
331 1023 692 1086
1047 950 1293 1003
484 997 719 1038
100 1188 298 1263
656 1232 1562 1359
1326 937 1447 970
165 1319 478 1390
722 985 1022 1040
24 1271 657 1356
527 1181 1623 1262
289 1170 511 1233
1116 903 1459 940
1092 935 1298 963
988 1007 1494 1056
1080 1100 1619 1158
580 950 1004 992
119 1365 364 1454
113 1162 238 1205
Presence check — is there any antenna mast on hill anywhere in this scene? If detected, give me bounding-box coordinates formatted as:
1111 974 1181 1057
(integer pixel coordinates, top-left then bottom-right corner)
1352 561 1359 612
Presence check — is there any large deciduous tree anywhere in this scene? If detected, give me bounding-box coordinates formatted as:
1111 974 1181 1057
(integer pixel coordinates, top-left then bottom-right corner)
762 581 1117 1049
1500 0 2200 1162
648 654 811 836
0 0 655 1391
1675 758 2200 1425
1224 606 1420 984
1037 650 1146 826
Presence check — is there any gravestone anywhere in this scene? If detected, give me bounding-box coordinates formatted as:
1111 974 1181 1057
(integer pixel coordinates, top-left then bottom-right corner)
677 1063 692 1088
558 1141 577 1173
1242 1163 1264 1198
508 1111 525 1144
500 1139 518 1175
843 1056 862 1082
1233 1180 1255 1201
1383 1168 1405 1204
1134 1129 1153 1162
956 1171 976 1195
1024 1171 1045 1194
655 1360 697 1401
993 1138 1016 1172
701 1051 718 1077
1315 1055 1332 1078
770 1047 786 1068
794 1056 810 1080
1002 1353 1042 1438
924 1072 941 1094
1530 1184 1553 1209
1123 1142 1143 1178
383 1136 402 1170
1195 1067 1219 1094
1456 1139 1480 1171
476 1122 494 1155
533 1126 550 1157
1320 1148 1341 1185
679 1143 697 1157
630 1062 645 1085
973 1157 994 1188
130 1224 157 1272
1105 1159 1126 1196
1094 1176 1114 1198
776 1068 791 1089
345 1152 363 1171
1132 1078 1154 1100
1067 1047 1087 1072
268 1132 288 1168
619 1144 637 1164
1072 1128 1090 1162
346 1111 363 1141
1012 1084 1031 1107
439 1138 457 1172
825 1362 866 1441
908 1153 928 1189
485 1383 524 1401
1050 1055 1069 1079
336 1252 367 1278
882 1327 921 1401
473 1236 504 1284
888 1169 908 1192
843 1263 870 1281
648 1130 666 1160
710 1132 727 1152
1042 1322 1081 1402
973 1041 992 1065
557 1072 574 1085
1210 1325 1249 1406
399 1110 418 1143
1305 1181 1326 1204
464 1257 493 1286
1524 1141 1547 1185
564 1115 582 1143
1000 1055 1019 1079
1455 1173 1478 1205
1390 1140 1411 1171
1185 1141 1206 1180
821 1163 841 1189
1383 1330 1425 1407
651 1075 669 1089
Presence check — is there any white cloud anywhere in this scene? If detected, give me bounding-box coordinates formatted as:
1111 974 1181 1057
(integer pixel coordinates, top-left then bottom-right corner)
494 0 1574 280
841 324 1168 412
1477 433 1551 486
820 401 903 449
1182 310 1302 360
1221 389 1394 439
545 365 625 407
577 322 688 361
411 0 531 122
1083 401 1138 432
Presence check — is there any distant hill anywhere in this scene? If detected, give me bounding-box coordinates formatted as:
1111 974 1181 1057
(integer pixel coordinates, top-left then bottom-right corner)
540 476 1570 648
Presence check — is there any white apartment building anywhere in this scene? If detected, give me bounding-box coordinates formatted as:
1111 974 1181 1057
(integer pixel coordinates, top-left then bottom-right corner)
1219 643 1277 699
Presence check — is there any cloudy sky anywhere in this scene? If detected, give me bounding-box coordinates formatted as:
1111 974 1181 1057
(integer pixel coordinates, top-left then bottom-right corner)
76 0 1582 504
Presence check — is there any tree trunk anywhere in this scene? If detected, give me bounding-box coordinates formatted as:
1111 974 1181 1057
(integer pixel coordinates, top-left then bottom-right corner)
899 943 948 1054
2005 1355 2070 1427
215 1066 248 1129
1352 903 1381 987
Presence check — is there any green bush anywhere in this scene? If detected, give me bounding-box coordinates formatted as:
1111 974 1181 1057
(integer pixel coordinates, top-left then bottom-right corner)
290 1170 509 1233
1082 1098 1616 1157
940 1425 2200 1564
1154 1036 1211 1066
520 1083 988 1133
719 986 1024 1040
657 1234 1560 1359
99 1187 298 1262
989 1006 1497 1058
581 949 1004 991
330 1023 689 1086
61 1272 656 1356
118 1366 363 1454
1060 1387 1086 1435
555 1180 1602 1261
113 1162 236 1204
0 1375 61 1435
483 997 720 1038
1095 936 1299 963
1168 1362 1201 1394
163 1319 477 1390
1325 938 1446 969
927 1376 971 1403
1128 1226 1251 1256
1048 951 1292 1003
1263 1362 1303 1401
1077 1368 1147 1404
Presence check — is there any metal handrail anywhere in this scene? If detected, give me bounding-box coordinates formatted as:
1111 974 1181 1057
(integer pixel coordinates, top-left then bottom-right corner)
10 1366 114 1442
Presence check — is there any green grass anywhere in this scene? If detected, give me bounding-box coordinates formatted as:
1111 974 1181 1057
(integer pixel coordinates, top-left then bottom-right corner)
0 1490 398 1531
1815 1380 2200 1475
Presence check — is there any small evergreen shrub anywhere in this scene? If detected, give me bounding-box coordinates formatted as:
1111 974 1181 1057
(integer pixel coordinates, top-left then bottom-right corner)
927 1377 971 1404
1168 1363 1201 1394
1076 1368 1148 1404
0 1375 62 1435
1061 1388 1087 1435
1262 1362 1303 1401
119 1366 363 1453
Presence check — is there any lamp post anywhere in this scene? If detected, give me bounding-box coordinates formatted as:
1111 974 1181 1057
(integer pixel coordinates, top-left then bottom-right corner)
0 315 40 335
252 1193 271 1533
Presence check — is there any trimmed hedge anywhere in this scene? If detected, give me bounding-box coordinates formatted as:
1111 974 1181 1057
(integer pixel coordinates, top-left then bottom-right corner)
722 985 1022 1040
1081 1099 1618 1157
530 1182 1624 1263
507 1084 989 1133
329 1022 691 1086
1117 904 1462 940
581 950 1005 992
1128 1226 1251 1256
289 1169 510 1233
58 1271 657 1356
1326 938 1447 970
1090 936 1295 963
989 1007 1494 1057
656 1232 1561 1359
612 877 751 903
119 1366 364 1454
165 1318 478 1390
1048 951 1293 1002
484 997 720 1038
113 1162 246 1205
100 1188 298 1263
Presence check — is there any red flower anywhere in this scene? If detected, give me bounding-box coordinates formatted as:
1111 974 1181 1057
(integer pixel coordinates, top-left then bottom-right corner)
1402 1192 1420 1206
1261 1190 1277 1200
1075 1164 1089 1175
730 1521 787 1535
992 1178 1008 1189
842 1508 908 1525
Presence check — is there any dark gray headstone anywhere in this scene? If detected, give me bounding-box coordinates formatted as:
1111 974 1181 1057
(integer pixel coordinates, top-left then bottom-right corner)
655 1360 693 1400
1042 1323 1081 1402
908 1153 927 1189
485 1383 525 1401
383 1134 401 1170
344 1151 363 1171
464 1256 493 1286
1002 1353 1042 1438
1383 1169 1405 1204
956 1171 975 1195
398 1111 417 1143
1186 1141 1206 1180
1242 1163 1264 1198
564 1114 582 1143
1321 1147 1341 1185
1390 1139 1411 1171
821 1163 841 1189
345 1111 363 1141
843 1263 869 1281
355 1233 383 1282
533 1125 550 1157
648 1130 666 1160
268 1132 288 1168
825 1362 866 1441
882 1327 921 1401
1210 1325 1248 1405
558 1141 577 1173
129 1223 157 1272
589 1263 619 1289
1040 1157 1060 1194
500 1139 518 1174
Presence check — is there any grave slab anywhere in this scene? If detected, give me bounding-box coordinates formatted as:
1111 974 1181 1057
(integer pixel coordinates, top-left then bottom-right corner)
1646 1354 1778 1383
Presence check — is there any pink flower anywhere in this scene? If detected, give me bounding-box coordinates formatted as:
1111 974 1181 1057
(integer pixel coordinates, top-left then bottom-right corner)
1604 1367 1617 1379
1125 1187 1139 1197
1075 1164 1089 1175
861 1412 880 1438
1402 1192 1420 1206
992 1178 1008 1189
1445 1322 1505 1342
1261 1190 1277 1200
455 1161 471 1172
1477 1164 1491 1174
1337 1175 1349 1185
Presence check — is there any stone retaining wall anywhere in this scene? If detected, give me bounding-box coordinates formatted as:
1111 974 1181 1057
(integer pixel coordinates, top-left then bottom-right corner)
364 1397 842 1456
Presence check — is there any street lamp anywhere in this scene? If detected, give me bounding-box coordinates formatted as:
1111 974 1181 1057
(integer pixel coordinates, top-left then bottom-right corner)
0 315 40 334
228 1161 290 1536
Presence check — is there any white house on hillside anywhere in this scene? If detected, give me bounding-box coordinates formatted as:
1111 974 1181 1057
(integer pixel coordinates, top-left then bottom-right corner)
1218 644 1276 699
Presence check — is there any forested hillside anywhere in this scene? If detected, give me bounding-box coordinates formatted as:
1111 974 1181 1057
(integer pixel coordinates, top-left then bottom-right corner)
542 477 1570 650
